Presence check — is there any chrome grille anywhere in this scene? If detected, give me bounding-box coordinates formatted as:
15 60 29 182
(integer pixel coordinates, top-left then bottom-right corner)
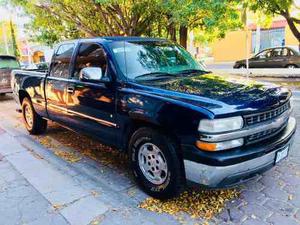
244 102 290 126
247 128 278 143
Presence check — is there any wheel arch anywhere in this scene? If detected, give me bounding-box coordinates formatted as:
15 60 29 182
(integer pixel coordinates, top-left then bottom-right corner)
19 90 31 105
123 119 186 179
285 64 298 68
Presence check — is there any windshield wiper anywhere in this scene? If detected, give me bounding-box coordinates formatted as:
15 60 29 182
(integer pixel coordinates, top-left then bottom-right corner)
177 69 210 75
135 72 177 80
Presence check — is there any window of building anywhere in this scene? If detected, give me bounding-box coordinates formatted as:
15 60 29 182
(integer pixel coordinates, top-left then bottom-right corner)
50 44 75 78
251 28 285 53
73 43 108 79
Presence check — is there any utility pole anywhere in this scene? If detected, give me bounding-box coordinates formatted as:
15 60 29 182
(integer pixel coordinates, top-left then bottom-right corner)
242 7 250 79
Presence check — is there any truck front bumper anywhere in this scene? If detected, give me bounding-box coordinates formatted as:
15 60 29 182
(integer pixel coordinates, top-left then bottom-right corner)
183 117 296 188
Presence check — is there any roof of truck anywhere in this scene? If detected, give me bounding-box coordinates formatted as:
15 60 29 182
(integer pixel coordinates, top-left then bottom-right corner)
101 36 166 42
60 36 168 45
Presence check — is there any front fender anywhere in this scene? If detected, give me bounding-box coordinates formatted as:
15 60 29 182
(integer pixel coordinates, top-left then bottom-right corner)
117 88 211 146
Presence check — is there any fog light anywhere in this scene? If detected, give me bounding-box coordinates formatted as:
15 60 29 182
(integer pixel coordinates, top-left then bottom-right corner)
196 139 244 151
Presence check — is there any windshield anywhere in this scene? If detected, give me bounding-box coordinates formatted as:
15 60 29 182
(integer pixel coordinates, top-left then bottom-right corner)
110 41 206 80
0 58 20 69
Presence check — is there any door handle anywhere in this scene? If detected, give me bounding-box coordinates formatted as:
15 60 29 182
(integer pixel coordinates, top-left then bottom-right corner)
67 87 75 94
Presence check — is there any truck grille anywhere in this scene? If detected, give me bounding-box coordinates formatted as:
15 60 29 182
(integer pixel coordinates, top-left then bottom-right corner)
246 125 287 143
244 101 290 126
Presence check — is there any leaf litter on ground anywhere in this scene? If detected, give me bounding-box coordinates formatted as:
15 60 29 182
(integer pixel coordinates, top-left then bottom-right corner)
34 122 240 220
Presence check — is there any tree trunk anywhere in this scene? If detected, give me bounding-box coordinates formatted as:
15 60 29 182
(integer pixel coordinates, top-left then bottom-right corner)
282 12 300 43
179 26 188 49
169 23 176 42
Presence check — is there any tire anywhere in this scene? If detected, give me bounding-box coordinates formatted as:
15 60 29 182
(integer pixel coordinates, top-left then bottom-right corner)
21 97 47 135
129 127 185 199
286 64 297 69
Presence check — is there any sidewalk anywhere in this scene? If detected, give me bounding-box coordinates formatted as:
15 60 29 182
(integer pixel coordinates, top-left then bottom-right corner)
0 117 178 225
0 127 108 225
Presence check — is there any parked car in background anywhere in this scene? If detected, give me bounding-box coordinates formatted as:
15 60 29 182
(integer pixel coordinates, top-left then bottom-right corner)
234 47 300 69
0 55 20 96
11 37 296 199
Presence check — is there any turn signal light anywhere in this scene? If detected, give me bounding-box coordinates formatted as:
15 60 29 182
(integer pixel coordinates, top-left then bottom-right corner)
196 141 217 151
196 139 244 152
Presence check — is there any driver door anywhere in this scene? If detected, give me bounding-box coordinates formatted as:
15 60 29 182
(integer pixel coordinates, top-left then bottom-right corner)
66 42 117 144
250 49 272 68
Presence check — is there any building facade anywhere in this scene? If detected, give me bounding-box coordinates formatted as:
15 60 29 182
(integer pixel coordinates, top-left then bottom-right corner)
210 19 299 62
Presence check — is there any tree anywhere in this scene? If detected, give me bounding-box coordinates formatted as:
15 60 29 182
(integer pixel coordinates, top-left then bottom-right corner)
12 0 163 44
248 0 300 44
12 0 242 48
160 0 242 48
9 19 20 57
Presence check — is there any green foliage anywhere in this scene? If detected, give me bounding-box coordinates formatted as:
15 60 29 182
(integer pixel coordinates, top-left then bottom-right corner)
246 0 300 42
12 0 242 46
247 0 293 16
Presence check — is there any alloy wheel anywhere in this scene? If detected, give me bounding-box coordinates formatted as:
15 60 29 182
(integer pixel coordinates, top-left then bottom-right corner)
138 143 168 185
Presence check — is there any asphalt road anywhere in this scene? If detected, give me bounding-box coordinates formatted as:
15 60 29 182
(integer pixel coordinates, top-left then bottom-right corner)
0 93 299 225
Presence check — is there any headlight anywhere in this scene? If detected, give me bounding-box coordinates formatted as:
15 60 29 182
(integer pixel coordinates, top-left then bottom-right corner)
198 116 244 133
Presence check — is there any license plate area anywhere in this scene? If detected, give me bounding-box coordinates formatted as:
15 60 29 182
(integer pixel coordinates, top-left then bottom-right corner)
275 146 289 164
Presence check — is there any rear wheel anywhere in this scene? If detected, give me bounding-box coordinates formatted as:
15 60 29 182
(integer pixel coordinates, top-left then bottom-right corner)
22 97 47 134
129 127 185 199
286 64 297 69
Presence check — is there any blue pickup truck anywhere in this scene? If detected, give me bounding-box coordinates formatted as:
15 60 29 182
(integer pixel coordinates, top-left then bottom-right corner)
11 37 296 199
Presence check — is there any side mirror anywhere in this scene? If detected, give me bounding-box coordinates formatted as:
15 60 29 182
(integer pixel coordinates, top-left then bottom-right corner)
79 67 103 81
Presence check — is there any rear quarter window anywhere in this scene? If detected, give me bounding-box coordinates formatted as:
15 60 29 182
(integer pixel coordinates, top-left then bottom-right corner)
50 43 75 78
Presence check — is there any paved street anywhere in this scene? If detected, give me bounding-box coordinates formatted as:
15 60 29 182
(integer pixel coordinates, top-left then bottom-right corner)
0 92 299 225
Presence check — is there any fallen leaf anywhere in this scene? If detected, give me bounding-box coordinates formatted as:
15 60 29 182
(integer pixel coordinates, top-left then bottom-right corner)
91 190 100 197
139 188 239 219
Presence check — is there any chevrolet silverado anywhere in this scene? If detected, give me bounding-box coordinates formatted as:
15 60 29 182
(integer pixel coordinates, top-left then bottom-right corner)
11 37 296 199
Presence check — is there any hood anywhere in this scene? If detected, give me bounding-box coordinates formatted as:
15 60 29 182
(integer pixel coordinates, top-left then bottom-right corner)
133 73 291 117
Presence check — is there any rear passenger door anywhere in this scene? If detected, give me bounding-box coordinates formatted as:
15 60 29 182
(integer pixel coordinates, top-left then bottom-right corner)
45 43 75 124
269 48 287 68
65 42 117 145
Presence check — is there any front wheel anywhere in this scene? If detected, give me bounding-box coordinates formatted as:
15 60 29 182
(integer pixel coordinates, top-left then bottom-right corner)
129 127 185 199
22 97 47 135
238 64 246 69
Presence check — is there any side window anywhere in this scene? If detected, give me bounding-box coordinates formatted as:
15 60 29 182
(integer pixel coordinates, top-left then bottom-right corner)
257 49 272 59
282 48 289 57
50 44 75 78
272 48 282 57
73 43 108 79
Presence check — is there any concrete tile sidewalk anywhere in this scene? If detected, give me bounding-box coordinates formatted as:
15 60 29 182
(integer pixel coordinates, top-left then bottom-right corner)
0 127 109 225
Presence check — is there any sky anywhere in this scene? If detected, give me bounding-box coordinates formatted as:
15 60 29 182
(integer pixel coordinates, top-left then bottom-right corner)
0 4 30 38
